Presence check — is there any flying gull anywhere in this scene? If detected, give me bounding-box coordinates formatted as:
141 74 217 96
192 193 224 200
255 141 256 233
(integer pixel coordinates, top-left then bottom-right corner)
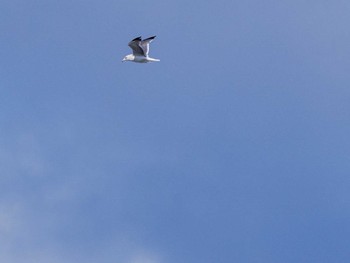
122 36 160 63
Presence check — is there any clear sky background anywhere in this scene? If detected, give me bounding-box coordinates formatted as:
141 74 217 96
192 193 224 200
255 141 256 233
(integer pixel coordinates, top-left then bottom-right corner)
1 0 350 262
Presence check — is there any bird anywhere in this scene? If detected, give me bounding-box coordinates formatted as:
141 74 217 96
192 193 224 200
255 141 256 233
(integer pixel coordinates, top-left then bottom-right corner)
122 36 160 63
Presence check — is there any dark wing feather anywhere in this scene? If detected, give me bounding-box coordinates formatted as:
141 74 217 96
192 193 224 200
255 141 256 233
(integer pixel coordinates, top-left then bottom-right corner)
140 36 156 56
128 36 145 56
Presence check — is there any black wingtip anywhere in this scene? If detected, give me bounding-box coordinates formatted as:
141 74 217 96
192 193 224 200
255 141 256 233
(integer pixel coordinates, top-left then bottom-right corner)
144 35 156 41
131 36 142 41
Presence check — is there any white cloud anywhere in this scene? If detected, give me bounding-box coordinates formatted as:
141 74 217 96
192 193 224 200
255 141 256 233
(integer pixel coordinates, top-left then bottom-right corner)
0 132 48 179
0 200 22 238
0 196 166 263
128 249 163 263
0 128 168 263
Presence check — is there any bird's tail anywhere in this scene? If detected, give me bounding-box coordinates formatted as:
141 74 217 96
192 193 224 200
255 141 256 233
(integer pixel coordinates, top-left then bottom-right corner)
148 58 160 62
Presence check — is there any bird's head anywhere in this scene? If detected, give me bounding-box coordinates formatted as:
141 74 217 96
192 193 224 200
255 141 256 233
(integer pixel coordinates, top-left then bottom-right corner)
122 54 133 62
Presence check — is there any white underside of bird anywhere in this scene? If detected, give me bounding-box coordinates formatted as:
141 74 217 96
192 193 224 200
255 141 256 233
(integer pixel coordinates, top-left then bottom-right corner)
123 54 160 63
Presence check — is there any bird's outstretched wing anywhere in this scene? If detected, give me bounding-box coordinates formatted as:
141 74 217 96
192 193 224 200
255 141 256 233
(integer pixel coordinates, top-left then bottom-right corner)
140 36 156 56
128 36 145 56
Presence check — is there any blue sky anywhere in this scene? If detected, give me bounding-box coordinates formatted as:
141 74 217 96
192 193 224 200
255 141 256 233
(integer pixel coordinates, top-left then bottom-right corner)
1 0 350 262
